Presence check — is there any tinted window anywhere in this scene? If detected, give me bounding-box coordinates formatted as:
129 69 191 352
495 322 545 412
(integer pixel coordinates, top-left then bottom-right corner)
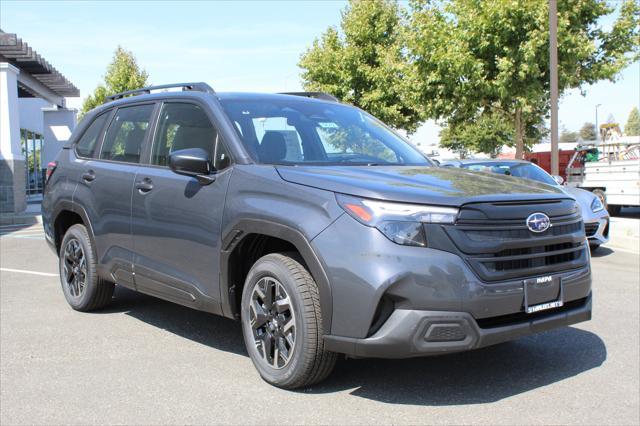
152 103 230 170
220 98 430 166
76 112 109 157
100 104 154 163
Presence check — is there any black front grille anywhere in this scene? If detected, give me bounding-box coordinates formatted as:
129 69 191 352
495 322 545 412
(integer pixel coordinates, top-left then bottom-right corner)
584 222 599 237
488 242 582 272
441 200 588 282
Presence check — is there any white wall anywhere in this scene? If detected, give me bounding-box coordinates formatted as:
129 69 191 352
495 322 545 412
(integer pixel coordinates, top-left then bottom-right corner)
18 98 51 135
42 108 77 165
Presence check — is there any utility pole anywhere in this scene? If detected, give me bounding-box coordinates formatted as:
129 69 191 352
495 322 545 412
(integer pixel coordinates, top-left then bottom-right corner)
549 0 559 176
595 104 602 144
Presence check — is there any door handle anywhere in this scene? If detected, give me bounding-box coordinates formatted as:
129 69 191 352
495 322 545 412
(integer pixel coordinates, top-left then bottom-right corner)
81 170 95 182
135 178 154 193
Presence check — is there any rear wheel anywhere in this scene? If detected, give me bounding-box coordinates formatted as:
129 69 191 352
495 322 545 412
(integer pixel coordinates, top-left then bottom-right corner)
241 253 337 389
59 224 114 311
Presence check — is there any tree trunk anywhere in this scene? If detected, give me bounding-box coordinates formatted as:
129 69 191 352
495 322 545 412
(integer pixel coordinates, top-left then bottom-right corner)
514 108 524 159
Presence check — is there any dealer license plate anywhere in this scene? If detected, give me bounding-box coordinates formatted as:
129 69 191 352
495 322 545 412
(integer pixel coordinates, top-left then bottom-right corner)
524 275 564 314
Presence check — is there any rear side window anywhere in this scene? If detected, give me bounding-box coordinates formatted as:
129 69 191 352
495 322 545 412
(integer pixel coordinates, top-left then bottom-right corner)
75 113 109 158
100 104 154 163
152 102 231 170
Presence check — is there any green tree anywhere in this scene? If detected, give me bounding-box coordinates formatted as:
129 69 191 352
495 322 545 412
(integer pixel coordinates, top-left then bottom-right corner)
624 106 640 136
440 112 513 158
81 46 149 117
440 110 547 157
579 122 597 141
299 0 423 133
408 0 640 157
560 128 579 143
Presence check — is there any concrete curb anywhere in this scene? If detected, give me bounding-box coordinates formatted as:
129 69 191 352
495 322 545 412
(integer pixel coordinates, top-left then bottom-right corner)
0 213 43 226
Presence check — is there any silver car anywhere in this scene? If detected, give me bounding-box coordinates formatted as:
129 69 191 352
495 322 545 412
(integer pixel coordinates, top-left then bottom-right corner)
442 159 609 249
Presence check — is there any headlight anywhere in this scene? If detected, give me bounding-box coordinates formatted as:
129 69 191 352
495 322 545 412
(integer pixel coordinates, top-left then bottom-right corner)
591 196 604 213
336 194 459 246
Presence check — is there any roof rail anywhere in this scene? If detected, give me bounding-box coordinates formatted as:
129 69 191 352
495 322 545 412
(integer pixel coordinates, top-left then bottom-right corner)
279 92 339 102
105 82 215 102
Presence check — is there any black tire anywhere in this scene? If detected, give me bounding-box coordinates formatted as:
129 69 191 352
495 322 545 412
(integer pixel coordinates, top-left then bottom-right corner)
59 224 114 311
241 253 337 389
589 244 600 252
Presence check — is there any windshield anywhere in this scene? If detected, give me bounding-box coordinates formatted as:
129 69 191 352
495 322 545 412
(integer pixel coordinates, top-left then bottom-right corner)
220 98 431 166
461 162 558 186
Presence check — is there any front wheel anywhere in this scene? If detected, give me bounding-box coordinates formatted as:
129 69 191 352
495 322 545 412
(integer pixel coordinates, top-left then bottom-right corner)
241 253 337 389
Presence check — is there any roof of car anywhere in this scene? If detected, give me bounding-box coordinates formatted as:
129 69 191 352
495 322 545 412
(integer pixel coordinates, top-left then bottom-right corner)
84 90 340 122
93 90 338 116
216 92 337 103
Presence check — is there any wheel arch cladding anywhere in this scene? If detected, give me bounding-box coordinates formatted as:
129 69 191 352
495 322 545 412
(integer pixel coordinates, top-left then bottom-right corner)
52 202 94 253
220 219 333 332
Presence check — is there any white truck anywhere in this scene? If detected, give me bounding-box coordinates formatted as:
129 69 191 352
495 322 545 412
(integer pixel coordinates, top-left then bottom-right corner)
566 141 640 215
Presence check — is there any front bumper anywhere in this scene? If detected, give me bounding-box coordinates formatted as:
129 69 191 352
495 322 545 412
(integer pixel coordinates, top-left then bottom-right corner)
585 217 610 246
312 213 593 357
325 294 591 358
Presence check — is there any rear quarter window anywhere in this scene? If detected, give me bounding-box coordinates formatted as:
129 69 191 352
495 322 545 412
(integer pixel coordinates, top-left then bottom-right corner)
75 112 109 158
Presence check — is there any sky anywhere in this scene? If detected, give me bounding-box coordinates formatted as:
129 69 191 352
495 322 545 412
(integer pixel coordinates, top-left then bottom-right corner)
2 0 638 146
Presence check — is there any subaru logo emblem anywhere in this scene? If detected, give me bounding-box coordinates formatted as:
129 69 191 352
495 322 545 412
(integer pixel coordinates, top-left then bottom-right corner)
526 212 551 233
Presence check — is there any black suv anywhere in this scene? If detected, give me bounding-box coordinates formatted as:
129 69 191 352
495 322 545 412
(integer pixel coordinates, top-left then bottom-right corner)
43 83 592 388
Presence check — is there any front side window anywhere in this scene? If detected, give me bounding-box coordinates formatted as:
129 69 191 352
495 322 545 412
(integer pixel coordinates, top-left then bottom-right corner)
100 104 154 163
76 112 109 158
220 98 430 166
152 103 230 170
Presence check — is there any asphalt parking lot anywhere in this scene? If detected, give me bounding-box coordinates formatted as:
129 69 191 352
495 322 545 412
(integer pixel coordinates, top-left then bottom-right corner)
1 222 638 425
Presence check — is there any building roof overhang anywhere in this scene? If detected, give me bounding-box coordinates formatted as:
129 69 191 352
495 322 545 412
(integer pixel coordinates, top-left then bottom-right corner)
0 30 80 104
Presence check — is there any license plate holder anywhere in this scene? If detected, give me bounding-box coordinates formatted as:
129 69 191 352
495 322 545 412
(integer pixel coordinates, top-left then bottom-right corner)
524 275 564 314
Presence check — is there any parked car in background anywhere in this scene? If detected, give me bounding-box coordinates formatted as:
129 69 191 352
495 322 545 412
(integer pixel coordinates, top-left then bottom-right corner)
442 159 609 249
43 83 593 389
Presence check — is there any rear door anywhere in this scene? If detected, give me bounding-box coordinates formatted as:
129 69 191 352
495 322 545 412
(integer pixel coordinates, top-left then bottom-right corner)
131 101 233 313
73 103 156 288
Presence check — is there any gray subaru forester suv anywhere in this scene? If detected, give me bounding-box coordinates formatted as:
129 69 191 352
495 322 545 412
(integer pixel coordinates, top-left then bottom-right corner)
42 83 592 389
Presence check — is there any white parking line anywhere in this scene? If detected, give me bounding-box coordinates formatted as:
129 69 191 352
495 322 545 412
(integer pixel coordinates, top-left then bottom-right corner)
0 268 58 277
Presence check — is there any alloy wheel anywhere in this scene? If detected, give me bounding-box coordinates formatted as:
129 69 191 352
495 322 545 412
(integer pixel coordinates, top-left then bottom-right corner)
249 277 296 369
62 238 87 298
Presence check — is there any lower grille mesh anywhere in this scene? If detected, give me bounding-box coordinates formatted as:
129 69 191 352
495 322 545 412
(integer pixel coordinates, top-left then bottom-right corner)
584 223 599 237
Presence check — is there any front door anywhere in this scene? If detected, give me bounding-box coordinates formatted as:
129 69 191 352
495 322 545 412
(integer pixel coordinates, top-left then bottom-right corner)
131 101 232 313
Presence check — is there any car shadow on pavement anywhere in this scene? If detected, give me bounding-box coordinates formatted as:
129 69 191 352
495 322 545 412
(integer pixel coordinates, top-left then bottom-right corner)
100 286 247 356
102 287 606 406
312 327 606 405
591 246 615 258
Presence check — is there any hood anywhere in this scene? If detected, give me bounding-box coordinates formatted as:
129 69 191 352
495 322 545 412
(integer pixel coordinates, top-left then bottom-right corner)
276 165 568 206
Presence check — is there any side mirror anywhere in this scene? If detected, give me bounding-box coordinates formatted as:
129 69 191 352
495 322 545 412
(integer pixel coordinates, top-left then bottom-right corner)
552 175 565 185
169 148 215 184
